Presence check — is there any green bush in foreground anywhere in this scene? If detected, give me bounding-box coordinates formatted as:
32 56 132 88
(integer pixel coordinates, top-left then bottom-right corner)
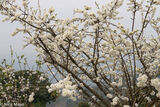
0 53 58 107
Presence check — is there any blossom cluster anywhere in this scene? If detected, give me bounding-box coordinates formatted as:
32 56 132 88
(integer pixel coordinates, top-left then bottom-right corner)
47 75 79 101
151 78 160 98
137 74 148 87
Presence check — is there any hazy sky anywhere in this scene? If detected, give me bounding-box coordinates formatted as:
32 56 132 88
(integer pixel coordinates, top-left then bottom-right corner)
0 0 107 65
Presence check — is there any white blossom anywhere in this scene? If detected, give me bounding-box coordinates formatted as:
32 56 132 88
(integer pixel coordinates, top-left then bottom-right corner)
137 74 148 87
107 93 113 99
112 97 119 105
156 91 160 98
28 92 35 102
40 76 45 81
151 78 160 91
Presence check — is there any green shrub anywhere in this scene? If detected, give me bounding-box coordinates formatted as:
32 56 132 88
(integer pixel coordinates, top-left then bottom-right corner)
77 102 90 107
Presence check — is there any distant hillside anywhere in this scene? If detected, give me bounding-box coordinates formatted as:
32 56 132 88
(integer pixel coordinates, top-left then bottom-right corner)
46 96 79 107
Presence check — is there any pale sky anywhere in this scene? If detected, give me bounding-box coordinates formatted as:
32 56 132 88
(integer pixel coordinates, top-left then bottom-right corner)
0 0 107 67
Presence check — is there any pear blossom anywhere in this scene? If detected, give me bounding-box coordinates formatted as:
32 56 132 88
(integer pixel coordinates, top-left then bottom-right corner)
137 74 148 87
28 92 35 102
156 91 160 98
112 97 119 105
107 93 113 99
151 78 160 91
40 76 46 81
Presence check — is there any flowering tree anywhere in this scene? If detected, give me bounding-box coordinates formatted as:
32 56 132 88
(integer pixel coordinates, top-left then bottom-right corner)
0 54 57 107
0 0 160 106
0 67 57 106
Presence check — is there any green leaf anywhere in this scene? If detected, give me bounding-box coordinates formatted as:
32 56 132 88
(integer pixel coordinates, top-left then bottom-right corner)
36 60 42 66
0 67 3 71
21 55 24 59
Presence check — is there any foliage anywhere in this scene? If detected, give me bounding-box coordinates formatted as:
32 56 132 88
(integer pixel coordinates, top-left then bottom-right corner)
77 102 90 107
0 53 57 106
1 0 160 106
